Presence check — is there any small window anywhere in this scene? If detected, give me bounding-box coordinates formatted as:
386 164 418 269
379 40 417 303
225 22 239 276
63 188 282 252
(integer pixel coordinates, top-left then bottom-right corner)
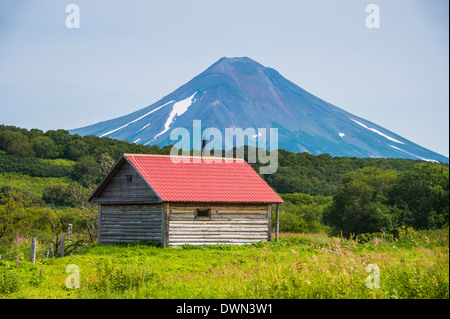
196 209 211 218
126 174 133 183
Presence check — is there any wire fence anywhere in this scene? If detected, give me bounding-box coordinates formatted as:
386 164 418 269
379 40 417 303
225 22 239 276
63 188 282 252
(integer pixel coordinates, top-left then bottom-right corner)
1 225 91 262
0 246 31 261
0 237 91 263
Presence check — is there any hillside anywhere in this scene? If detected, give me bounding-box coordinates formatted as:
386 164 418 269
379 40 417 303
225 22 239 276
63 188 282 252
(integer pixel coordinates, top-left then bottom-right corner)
0 125 433 197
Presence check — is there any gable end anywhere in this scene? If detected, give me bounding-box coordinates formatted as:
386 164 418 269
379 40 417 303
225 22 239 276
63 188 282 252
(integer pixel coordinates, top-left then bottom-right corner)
89 156 162 204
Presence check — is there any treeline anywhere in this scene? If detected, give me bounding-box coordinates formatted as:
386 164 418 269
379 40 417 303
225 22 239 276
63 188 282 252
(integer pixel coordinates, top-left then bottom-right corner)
275 163 449 236
1 125 443 196
0 125 169 160
323 164 449 236
0 125 172 188
261 149 431 196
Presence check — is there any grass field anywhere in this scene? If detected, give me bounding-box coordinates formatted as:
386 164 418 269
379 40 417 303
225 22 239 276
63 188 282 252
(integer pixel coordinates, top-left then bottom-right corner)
0 230 448 299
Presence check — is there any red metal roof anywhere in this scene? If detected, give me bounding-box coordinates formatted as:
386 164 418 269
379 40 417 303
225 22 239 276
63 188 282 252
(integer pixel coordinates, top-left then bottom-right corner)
124 154 283 203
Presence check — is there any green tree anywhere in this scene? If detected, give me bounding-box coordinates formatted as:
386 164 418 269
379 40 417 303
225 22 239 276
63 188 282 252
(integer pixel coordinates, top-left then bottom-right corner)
0 131 35 157
99 153 116 177
323 167 398 236
28 128 44 139
31 136 60 159
72 184 98 244
390 164 449 229
0 183 33 240
276 202 307 233
65 139 89 161
278 193 331 233
44 129 73 146
42 184 75 207
38 207 89 256
71 156 100 188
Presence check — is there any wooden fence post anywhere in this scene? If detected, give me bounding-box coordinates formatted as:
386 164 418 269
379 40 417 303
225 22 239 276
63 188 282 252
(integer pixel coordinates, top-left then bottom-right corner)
30 237 36 264
60 235 65 257
275 203 280 243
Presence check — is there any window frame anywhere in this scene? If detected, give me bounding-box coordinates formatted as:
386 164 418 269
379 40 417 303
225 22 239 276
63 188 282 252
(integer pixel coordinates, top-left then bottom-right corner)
195 208 211 219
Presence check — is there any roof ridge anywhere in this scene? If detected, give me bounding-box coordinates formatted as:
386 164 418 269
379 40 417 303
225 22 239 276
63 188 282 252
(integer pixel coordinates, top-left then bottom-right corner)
123 153 245 162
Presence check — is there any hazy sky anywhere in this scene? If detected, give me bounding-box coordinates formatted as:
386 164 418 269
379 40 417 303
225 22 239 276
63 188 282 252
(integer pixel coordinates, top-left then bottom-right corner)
0 0 448 157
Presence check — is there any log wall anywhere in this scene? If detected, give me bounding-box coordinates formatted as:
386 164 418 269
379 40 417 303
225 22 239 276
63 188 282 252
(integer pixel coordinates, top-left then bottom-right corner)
166 203 271 246
99 204 163 244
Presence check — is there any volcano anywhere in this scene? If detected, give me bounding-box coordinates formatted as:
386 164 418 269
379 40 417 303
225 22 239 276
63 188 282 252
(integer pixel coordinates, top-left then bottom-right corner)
69 57 448 163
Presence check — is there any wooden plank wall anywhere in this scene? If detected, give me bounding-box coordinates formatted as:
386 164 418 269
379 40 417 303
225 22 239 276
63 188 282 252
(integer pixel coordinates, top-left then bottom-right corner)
93 161 160 204
167 203 271 246
99 204 163 244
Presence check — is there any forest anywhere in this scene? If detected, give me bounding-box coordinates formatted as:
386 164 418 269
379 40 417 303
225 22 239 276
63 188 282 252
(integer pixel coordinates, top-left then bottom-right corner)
0 124 448 251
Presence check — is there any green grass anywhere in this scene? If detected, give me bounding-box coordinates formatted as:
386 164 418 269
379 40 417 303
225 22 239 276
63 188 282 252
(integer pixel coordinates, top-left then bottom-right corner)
0 230 448 299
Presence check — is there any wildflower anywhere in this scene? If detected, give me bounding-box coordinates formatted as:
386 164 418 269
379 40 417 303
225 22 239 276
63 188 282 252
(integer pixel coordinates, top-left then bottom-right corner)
40 268 43 276
16 258 19 266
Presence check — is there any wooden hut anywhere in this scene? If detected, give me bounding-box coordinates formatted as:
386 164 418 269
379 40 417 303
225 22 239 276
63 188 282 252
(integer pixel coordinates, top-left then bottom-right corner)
89 154 283 246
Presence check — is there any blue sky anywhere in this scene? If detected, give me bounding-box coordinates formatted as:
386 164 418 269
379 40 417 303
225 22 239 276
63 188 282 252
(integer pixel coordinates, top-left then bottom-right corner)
0 0 448 157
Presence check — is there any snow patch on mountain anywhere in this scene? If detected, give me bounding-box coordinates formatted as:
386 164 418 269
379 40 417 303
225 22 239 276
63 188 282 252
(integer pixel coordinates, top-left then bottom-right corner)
100 100 174 137
100 123 130 138
389 145 438 163
137 122 151 133
350 118 404 144
152 92 197 141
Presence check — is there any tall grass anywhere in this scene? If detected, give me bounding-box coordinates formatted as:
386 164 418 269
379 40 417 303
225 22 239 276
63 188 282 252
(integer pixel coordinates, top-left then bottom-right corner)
0 229 448 299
